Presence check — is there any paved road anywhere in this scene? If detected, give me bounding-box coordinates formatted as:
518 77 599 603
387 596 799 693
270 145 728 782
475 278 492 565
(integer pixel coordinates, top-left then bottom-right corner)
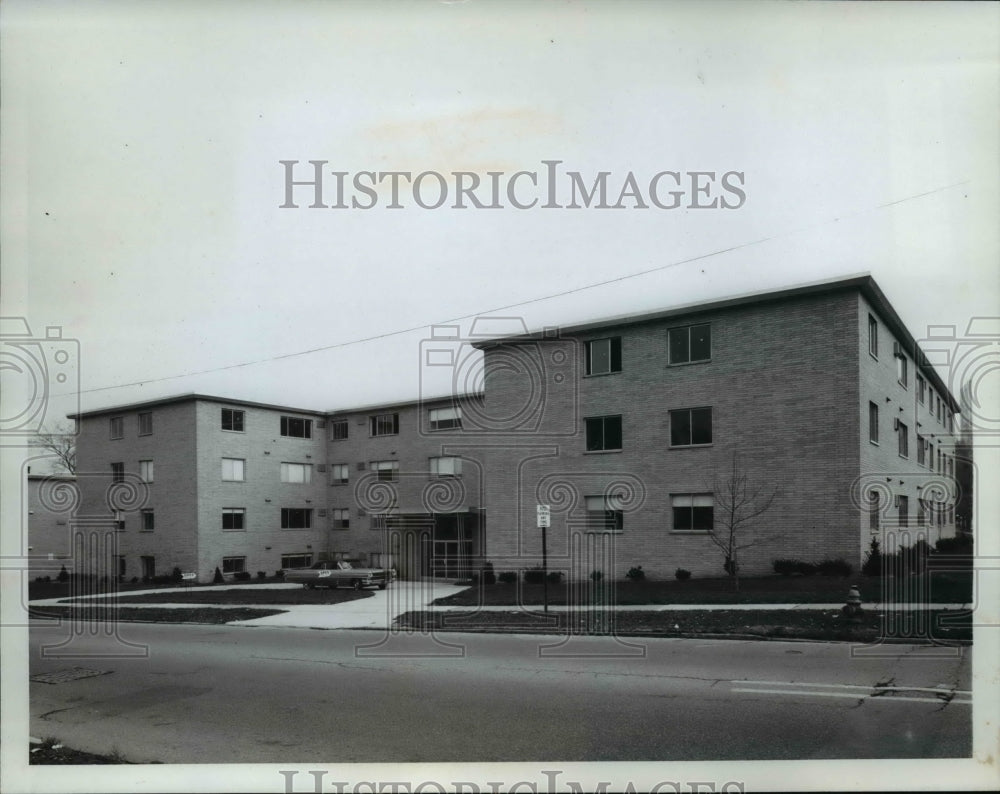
28 621 971 764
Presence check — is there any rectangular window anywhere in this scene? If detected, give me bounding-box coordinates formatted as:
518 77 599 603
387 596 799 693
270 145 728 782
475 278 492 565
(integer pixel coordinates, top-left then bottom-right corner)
330 420 349 440
868 402 879 445
916 436 925 466
330 464 349 485
672 494 714 531
111 462 124 483
584 495 624 531
668 323 711 365
140 509 154 531
585 337 622 375
670 407 713 447
281 508 312 529
221 408 245 432
110 416 124 439
222 508 246 531
917 375 926 404
428 406 462 431
280 462 313 484
222 556 246 574
897 495 909 527
369 413 399 437
897 421 908 458
138 412 153 436
281 553 312 569
221 458 245 482
895 352 908 388
280 416 312 438
868 315 878 358
430 456 462 477
331 508 350 529
114 510 125 531
869 491 880 531
585 415 623 451
937 397 943 422
371 460 399 482
917 499 926 526
139 459 154 483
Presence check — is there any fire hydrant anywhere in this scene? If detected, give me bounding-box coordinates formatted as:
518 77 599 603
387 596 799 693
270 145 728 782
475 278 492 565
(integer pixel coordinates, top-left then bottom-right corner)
842 584 864 621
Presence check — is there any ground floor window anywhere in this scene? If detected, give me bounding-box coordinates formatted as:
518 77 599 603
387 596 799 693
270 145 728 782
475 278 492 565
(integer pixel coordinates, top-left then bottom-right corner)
140 509 155 531
671 493 714 531
222 556 246 574
584 495 624 531
281 553 312 569
331 508 350 529
140 556 155 580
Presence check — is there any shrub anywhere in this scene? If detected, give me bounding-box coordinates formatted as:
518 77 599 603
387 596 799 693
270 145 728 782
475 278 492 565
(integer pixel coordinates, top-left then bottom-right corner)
794 560 818 576
233 571 252 581
547 571 563 584
862 537 882 576
213 567 224 584
481 562 496 585
257 571 267 579
130 576 139 583
935 534 973 555
589 570 603 582
773 559 799 576
817 558 852 577
498 571 517 584
275 569 285 579
626 566 645 581
523 567 546 584
44 576 51 583
151 574 173 585
675 568 691 580
171 566 183 583
57 566 69 583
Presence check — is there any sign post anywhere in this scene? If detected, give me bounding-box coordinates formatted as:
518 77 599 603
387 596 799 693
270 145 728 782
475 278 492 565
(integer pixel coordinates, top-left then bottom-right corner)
537 504 551 613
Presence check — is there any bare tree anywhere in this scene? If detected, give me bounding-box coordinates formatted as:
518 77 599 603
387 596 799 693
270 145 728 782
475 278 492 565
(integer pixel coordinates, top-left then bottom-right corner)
708 452 779 591
30 422 77 474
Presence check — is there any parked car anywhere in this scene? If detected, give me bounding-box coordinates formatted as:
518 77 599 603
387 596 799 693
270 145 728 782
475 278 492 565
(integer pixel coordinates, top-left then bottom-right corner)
284 560 391 590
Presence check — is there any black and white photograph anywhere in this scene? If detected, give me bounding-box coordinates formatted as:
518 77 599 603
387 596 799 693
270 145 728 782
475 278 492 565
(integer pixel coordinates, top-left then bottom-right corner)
1 1 998 792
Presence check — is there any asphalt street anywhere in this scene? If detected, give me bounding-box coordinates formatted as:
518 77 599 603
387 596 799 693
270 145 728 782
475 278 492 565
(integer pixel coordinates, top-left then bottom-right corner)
28 621 972 764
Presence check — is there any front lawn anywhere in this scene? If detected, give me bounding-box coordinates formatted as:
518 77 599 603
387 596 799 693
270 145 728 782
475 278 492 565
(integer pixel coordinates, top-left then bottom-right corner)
58 588 374 606
434 572 973 607
29 606 287 624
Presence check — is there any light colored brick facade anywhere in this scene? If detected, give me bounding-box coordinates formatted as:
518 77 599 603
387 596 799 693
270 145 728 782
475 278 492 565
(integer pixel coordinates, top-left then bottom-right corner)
64 276 962 582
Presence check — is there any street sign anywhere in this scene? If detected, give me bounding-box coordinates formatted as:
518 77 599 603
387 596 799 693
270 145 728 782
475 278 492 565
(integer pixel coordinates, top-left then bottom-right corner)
536 504 551 528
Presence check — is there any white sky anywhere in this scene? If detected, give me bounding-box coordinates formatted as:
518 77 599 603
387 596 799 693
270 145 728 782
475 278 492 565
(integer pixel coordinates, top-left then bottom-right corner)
2 0 997 423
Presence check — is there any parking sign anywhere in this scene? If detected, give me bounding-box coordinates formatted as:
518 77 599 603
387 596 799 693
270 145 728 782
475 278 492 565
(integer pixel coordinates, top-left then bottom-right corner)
537 504 551 528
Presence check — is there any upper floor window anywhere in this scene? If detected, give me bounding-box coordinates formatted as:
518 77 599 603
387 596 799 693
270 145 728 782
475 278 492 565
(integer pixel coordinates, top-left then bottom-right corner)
916 435 926 466
139 460 154 483
140 509 155 532
138 412 153 436
280 416 312 438
370 413 399 437
897 494 909 527
670 407 713 447
428 407 462 431
868 402 879 445
110 416 124 439
869 491 880 531
222 408 245 432
222 457 245 481
280 462 313 484
371 460 399 482
330 464 349 485
585 337 622 375
896 420 908 458
668 323 711 365
281 508 312 529
331 508 350 529
868 315 878 358
585 495 623 532
585 415 622 452
430 456 462 477
917 375 926 404
222 508 246 531
672 493 714 531
111 462 124 483
893 343 908 387
330 420 348 440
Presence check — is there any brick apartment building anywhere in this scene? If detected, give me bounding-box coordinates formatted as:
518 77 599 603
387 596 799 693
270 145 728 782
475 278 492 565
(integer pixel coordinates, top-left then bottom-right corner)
54 275 963 582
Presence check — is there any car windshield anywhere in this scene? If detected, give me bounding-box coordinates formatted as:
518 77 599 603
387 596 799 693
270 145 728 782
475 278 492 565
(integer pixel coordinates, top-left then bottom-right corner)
336 561 354 570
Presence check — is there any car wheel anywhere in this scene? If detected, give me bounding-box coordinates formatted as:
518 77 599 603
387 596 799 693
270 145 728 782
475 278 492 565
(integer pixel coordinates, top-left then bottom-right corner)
352 579 362 591
378 583 387 590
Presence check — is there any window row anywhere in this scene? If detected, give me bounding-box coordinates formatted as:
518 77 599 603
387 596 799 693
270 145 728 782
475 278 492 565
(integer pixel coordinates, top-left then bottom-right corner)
583 323 712 377
110 461 154 483
329 406 465 442
585 408 712 451
868 404 955 473
868 493 954 529
582 493 714 531
109 412 153 439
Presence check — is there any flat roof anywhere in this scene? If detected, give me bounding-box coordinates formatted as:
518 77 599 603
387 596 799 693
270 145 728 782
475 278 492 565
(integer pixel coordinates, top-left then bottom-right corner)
68 393 327 420
470 273 960 412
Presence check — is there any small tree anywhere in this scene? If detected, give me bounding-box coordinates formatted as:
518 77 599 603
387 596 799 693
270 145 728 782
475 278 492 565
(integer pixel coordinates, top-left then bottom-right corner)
708 453 779 591
30 422 77 474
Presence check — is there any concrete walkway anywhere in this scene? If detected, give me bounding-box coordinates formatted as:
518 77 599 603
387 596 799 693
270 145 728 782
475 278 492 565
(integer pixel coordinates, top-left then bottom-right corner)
28 582 972 631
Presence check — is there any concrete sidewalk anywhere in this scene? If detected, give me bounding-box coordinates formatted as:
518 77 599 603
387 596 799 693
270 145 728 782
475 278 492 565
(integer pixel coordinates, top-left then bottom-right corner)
28 582 972 631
